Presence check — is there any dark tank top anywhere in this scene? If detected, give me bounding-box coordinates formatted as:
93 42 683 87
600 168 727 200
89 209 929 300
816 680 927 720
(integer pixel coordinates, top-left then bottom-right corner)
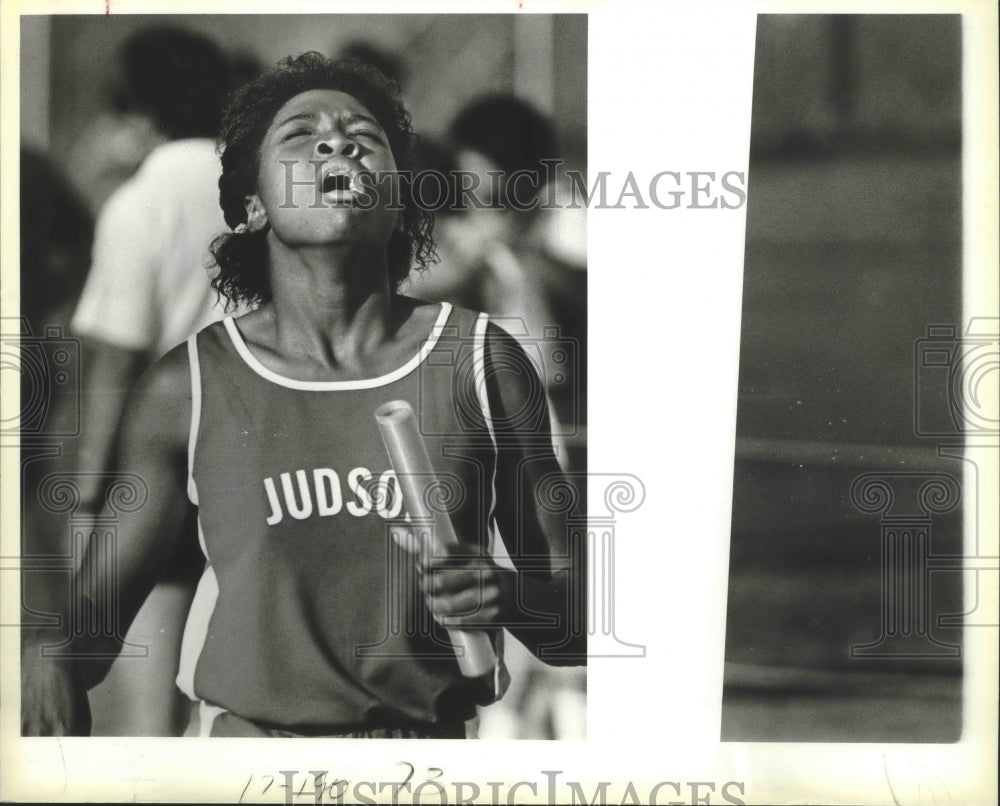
176 302 505 730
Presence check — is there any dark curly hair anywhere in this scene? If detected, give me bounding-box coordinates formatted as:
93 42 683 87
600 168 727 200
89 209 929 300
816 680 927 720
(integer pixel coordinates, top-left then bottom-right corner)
211 53 434 309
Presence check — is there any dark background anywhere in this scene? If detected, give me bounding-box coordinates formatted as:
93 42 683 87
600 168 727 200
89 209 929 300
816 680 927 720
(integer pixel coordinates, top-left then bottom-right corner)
723 15 965 742
22 14 586 214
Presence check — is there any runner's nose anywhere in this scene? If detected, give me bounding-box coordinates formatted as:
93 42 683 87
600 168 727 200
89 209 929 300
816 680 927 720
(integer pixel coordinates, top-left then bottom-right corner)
316 136 359 159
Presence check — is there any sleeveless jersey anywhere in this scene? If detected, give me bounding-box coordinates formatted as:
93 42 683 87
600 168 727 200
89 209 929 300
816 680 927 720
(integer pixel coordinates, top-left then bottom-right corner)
176 302 507 730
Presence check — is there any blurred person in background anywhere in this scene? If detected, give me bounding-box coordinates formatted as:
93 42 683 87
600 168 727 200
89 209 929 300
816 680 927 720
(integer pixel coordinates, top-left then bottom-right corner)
18 149 94 613
403 97 588 740
404 95 587 447
66 26 240 735
19 149 94 332
337 39 407 88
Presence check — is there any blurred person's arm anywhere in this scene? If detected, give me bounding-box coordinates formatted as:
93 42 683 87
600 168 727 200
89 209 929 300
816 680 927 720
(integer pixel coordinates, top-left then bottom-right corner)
71 174 161 511
21 346 192 735
74 339 145 511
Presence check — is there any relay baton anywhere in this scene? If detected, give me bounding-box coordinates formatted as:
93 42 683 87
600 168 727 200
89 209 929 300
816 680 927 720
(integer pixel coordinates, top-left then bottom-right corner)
374 400 497 678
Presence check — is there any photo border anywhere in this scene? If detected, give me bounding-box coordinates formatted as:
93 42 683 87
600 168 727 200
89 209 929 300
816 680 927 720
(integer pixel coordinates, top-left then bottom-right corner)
2 0 996 803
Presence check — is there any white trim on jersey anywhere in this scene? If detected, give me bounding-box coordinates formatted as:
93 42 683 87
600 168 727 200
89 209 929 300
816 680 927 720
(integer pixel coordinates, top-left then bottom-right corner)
186 335 202 506
197 700 228 737
473 313 510 702
180 335 215 704
175 520 216 701
221 302 454 390
473 313 499 555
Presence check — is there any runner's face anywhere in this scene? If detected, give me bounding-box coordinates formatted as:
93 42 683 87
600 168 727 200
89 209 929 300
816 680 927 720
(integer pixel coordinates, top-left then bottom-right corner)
247 89 400 249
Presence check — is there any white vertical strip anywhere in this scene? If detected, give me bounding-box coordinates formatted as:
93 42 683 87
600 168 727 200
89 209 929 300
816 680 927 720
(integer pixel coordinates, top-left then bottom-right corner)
185 335 202 506
586 5 755 766
473 313 500 557
175 527 216 702
473 313 508 699
960 1 1000 770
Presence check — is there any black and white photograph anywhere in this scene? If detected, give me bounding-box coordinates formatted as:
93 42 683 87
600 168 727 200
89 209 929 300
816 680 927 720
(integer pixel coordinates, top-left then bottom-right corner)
15 12 588 741
1 1 996 804
723 14 967 743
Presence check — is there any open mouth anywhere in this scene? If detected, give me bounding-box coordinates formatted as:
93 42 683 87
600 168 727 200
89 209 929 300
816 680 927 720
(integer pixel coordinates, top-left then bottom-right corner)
321 172 354 194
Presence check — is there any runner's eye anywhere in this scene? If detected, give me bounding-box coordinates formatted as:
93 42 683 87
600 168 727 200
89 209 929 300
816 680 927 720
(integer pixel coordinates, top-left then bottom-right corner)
281 129 310 142
349 129 383 143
